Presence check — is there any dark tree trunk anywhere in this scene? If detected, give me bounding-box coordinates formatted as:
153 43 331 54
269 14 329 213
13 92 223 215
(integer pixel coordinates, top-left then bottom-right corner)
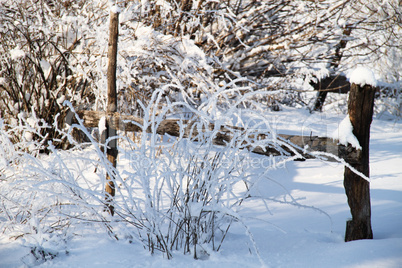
344 82 375 242
312 26 352 111
313 90 328 112
103 10 119 216
312 75 350 111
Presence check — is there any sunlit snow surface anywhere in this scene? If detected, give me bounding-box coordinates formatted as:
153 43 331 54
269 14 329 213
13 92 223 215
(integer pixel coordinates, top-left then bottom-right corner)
1 109 401 268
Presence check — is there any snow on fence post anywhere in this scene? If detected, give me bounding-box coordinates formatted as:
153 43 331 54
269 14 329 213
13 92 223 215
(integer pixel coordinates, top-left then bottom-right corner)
344 67 376 242
102 6 120 216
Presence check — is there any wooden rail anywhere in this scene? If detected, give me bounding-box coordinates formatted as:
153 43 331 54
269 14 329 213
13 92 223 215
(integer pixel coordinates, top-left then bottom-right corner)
72 110 358 162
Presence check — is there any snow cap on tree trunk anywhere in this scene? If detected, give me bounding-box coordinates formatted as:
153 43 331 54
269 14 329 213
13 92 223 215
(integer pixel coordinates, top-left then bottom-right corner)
109 0 120 13
348 67 377 87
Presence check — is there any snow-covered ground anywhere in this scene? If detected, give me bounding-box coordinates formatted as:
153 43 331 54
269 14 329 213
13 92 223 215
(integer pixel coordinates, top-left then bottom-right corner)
1 107 401 268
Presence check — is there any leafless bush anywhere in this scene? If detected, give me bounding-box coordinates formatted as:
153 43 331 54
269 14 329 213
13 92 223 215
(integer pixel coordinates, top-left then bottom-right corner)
0 1 104 149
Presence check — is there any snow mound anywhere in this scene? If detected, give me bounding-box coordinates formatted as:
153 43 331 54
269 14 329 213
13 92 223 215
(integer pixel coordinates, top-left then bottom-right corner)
348 67 377 87
331 116 361 150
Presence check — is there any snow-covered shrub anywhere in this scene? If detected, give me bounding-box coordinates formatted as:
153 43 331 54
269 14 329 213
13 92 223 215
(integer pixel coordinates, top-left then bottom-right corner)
99 83 301 258
117 133 251 258
116 21 215 116
0 122 114 264
1 81 303 262
0 0 112 149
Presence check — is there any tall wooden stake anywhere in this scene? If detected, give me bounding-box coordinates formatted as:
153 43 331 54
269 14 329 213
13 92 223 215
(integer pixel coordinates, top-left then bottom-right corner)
344 82 375 241
104 9 119 216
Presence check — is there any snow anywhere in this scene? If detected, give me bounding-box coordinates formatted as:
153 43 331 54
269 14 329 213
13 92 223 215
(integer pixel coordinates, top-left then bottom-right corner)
10 48 25 60
40 60 52 79
24 131 33 142
109 0 120 13
1 109 401 268
98 116 107 135
331 116 361 149
110 5 121 14
348 67 377 87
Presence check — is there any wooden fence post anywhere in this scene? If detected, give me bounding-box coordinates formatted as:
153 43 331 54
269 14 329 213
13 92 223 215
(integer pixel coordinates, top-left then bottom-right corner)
344 82 375 241
103 9 119 216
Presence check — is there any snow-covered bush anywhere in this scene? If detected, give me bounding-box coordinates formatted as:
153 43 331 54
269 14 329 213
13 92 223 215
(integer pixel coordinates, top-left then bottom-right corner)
0 1 109 148
108 84 303 258
0 120 116 265
116 21 215 116
1 81 303 262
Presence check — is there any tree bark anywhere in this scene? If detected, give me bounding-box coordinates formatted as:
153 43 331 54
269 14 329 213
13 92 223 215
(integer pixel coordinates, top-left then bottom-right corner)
103 10 119 216
344 82 375 242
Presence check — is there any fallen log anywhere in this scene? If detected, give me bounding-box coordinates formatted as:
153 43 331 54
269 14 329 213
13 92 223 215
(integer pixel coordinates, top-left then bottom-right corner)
68 110 357 162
